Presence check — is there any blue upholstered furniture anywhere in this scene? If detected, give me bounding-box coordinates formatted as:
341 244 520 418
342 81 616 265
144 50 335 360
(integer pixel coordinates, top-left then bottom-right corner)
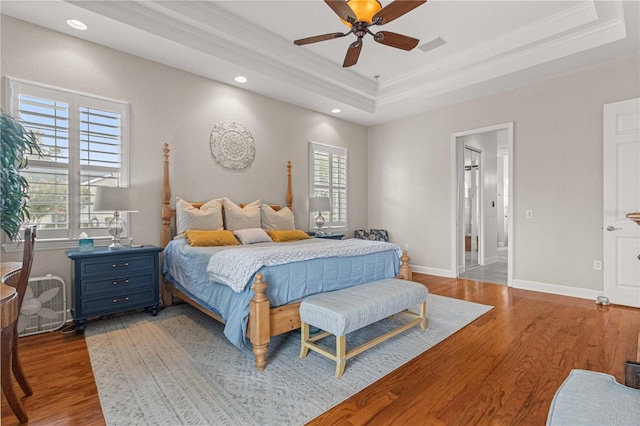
354 229 389 242
299 278 428 378
547 369 640 425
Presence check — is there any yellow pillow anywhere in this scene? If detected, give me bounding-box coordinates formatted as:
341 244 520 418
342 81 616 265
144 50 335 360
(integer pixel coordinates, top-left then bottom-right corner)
266 230 312 242
183 230 240 247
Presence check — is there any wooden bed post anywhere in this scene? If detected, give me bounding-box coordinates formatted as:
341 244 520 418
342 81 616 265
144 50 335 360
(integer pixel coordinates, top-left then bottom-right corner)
249 274 270 372
399 250 412 281
286 160 292 210
161 143 173 306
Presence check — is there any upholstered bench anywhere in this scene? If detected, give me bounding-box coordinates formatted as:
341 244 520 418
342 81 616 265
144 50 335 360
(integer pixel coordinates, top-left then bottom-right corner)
547 369 640 425
299 278 428 378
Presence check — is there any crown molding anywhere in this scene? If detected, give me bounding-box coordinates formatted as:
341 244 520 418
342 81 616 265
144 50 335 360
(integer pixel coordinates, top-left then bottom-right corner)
69 0 378 112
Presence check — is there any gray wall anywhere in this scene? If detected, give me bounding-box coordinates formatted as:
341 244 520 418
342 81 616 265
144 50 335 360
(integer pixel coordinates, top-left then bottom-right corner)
0 16 369 286
368 54 640 296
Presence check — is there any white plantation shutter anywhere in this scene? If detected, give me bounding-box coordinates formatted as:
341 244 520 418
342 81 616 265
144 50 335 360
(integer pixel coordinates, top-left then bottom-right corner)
6 78 129 242
309 142 348 230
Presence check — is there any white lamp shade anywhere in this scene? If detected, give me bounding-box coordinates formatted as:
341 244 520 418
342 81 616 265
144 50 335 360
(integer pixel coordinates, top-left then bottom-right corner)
309 196 330 212
94 187 139 213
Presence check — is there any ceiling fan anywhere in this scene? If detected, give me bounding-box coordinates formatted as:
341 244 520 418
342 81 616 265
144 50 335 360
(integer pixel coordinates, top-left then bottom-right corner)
294 0 427 68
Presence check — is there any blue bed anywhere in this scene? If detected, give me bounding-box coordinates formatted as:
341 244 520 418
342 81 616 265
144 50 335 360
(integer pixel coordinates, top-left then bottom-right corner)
162 237 402 348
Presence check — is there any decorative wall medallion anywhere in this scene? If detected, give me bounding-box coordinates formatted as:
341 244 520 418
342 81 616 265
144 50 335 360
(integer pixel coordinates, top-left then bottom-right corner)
209 121 255 170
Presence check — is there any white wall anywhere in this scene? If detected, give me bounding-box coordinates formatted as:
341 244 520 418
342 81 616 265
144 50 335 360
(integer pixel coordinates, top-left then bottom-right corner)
368 54 640 295
0 16 369 286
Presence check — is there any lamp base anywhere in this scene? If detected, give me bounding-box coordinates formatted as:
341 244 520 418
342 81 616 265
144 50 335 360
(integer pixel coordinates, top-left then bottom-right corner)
108 211 126 249
315 212 326 236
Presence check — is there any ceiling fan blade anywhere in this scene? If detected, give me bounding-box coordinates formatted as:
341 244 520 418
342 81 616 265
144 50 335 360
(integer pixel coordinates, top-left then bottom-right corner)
343 39 363 67
373 0 427 25
294 32 346 46
373 31 419 51
325 0 357 24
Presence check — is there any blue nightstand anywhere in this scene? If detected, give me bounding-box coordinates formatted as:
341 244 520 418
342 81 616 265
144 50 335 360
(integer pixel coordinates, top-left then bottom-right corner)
312 233 344 240
66 245 163 332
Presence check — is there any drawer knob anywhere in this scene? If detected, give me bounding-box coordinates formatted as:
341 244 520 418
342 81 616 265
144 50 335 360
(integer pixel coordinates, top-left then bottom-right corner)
112 279 130 286
112 262 129 268
112 296 130 303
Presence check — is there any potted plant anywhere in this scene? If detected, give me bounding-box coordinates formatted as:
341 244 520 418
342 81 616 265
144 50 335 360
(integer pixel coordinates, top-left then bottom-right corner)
1 111 42 240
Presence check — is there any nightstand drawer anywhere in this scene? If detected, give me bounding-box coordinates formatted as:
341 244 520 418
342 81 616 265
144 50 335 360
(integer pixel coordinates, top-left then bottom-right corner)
81 288 157 316
79 253 156 278
81 272 156 296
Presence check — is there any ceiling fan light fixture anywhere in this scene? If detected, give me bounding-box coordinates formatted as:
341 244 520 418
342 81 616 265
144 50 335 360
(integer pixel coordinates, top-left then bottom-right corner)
340 0 382 26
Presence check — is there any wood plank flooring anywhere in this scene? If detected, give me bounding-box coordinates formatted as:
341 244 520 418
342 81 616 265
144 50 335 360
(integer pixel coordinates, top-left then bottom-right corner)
2 274 639 425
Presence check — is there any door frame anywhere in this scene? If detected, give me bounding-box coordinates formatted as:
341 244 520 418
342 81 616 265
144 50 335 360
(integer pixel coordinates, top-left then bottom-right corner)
450 122 514 285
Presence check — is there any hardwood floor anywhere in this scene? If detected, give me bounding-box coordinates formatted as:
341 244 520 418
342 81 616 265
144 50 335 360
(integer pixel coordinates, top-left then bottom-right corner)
2 274 639 425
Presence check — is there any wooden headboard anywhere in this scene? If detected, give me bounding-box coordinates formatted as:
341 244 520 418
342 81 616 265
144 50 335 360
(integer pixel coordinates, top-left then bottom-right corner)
160 143 293 248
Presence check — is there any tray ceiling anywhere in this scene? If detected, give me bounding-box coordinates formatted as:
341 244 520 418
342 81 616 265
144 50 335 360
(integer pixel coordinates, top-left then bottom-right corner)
1 1 638 126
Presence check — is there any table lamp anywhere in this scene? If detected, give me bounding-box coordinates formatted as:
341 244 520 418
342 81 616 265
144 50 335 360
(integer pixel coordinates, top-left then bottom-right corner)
309 196 330 236
94 186 138 248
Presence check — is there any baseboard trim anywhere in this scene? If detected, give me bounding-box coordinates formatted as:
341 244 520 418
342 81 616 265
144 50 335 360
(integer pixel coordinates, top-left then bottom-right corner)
411 265 456 278
411 269 603 301
512 279 602 301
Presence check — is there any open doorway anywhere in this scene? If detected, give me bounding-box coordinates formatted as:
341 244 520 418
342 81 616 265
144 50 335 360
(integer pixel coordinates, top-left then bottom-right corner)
450 123 513 286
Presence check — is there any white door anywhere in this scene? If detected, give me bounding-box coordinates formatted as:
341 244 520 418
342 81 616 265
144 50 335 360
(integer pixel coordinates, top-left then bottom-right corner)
603 98 640 307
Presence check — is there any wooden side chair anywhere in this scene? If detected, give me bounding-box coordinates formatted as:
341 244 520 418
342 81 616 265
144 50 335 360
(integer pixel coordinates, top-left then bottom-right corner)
1 225 36 422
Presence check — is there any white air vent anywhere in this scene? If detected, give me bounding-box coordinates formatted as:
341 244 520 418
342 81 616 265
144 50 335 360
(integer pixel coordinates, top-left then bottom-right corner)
419 37 446 53
18 274 66 337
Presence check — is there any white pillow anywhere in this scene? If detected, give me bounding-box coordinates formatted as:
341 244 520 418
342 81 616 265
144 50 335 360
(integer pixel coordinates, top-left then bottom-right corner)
233 228 272 245
223 198 261 231
261 204 295 230
176 198 223 235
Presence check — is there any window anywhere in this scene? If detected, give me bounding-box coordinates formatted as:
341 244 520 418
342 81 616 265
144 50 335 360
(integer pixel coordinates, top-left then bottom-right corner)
309 141 347 230
5 78 130 247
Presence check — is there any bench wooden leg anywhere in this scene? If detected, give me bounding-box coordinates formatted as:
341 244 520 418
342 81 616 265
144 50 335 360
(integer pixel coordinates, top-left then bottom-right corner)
300 322 310 359
420 301 427 330
335 335 346 378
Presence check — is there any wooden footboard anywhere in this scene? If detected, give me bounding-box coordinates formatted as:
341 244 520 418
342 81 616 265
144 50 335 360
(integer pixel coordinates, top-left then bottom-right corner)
160 143 412 372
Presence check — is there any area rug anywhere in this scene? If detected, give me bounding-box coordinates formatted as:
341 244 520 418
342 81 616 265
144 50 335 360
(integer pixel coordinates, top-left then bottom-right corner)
85 294 492 425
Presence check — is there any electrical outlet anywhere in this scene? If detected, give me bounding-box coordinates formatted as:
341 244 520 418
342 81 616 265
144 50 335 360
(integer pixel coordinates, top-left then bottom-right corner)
405 244 409 251
526 210 534 219
594 260 602 270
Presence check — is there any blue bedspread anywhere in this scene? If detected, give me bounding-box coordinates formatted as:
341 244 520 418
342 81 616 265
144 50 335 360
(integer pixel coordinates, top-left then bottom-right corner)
162 238 401 348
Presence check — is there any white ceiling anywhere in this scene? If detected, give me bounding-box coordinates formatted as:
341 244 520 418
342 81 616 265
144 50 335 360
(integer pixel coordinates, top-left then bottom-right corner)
2 1 638 126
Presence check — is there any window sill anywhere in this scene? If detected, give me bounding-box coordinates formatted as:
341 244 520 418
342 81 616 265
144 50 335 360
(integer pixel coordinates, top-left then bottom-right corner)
2 237 133 252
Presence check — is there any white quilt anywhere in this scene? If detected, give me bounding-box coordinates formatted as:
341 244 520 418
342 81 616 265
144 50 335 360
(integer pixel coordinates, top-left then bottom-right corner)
206 239 402 293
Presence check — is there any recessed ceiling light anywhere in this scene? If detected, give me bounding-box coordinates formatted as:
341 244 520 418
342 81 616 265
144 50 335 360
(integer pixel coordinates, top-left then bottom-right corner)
234 76 247 83
331 108 341 114
66 19 88 31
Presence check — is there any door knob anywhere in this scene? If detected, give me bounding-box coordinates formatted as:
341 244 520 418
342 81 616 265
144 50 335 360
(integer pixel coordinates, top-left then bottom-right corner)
606 225 622 231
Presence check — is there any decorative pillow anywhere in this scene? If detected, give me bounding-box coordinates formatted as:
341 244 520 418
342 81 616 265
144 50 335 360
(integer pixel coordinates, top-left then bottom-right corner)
183 230 239 247
223 198 261 231
354 229 389 242
261 204 295 231
267 230 312 243
233 228 272 245
176 198 223 235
